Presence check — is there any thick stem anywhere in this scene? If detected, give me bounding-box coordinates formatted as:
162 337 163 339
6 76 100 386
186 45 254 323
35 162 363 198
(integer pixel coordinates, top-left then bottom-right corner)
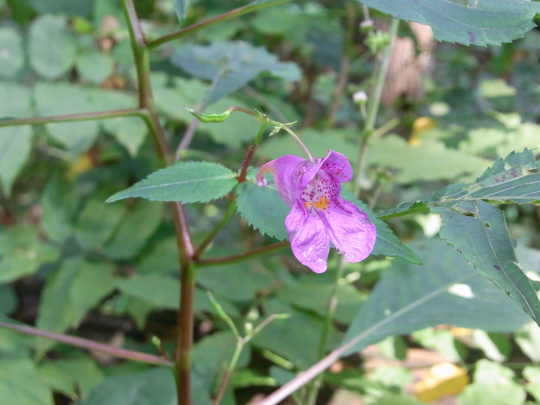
147 0 293 49
122 2 195 404
175 263 197 405
0 321 172 367
0 109 147 128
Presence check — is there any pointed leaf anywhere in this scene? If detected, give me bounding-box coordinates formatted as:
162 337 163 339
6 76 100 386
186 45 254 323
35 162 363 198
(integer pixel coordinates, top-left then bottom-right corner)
431 200 540 325
342 239 531 354
173 0 190 25
107 162 238 203
357 0 540 46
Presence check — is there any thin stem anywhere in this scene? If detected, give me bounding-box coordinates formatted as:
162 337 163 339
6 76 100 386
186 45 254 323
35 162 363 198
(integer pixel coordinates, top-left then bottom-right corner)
327 2 356 127
195 241 289 267
213 342 244 405
0 321 173 367
237 122 268 182
304 258 345 405
147 0 293 49
176 69 225 158
280 126 314 162
0 109 147 128
353 18 399 194
193 200 237 261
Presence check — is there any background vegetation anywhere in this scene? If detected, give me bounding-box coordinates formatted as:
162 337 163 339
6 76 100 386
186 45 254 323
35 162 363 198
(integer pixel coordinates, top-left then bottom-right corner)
2 0 540 404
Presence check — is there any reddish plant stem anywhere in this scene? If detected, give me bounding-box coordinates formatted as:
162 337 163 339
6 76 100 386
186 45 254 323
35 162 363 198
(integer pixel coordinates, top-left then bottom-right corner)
122 2 195 404
0 109 147 128
237 144 258 183
195 241 289 267
147 0 293 49
0 321 173 367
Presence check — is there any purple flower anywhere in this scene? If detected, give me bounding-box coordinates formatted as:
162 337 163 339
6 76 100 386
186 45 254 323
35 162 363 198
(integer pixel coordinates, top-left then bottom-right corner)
257 150 376 273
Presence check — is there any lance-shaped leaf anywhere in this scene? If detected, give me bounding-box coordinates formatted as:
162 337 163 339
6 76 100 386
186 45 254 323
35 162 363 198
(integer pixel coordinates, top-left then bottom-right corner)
357 0 540 46
107 162 238 203
173 0 190 25
236 180 421 264
430 200 540 326
171 41 301 104
342 239 531 354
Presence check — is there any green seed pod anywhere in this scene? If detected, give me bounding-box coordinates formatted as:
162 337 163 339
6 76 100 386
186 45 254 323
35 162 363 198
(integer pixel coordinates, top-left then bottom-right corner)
184 106 232 123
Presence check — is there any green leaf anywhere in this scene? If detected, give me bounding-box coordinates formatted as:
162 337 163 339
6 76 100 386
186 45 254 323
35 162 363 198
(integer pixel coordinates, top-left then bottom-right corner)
173 0 190 25
0 82 33 196
193 331 250 390
0 284 18 316
29 14 77 79
38 357 104 398
34 83 99 154
455 149 540 204
75 189 127 251
80 367 176 405
431 201 540 326
41 174 77 243
0 225 59 283
236 181 289 241
171 41 301 103
252 298 339 369
0 28 24 77
0 355 53 405
198 260 278 302
76 48 114 84
342 239 531 354
366 135 491 184
103 200 164 260
115 275 180 309
459 360 526 405
102 116 148 156
343 191 422 264
515 321 540 362
107 162 238 203
34 83 141 155
357 0 540 46
36 258 116 355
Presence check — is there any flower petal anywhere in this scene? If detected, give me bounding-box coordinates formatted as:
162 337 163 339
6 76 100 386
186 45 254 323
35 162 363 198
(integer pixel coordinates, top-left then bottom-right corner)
320 200 376 263
257 155 306 207
285 204 329 273
321 150 353 183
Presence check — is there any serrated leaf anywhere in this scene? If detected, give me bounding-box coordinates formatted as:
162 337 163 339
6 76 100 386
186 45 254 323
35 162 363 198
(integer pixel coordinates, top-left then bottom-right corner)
41 174 77 243
342 191 422 264
342 239 531 355
448 149 540 204
357 0 540 46
107 162 238 203
431 200 540 326
0 28 24 77
171 41 301 103
236 181 290 240
29 14 77 79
